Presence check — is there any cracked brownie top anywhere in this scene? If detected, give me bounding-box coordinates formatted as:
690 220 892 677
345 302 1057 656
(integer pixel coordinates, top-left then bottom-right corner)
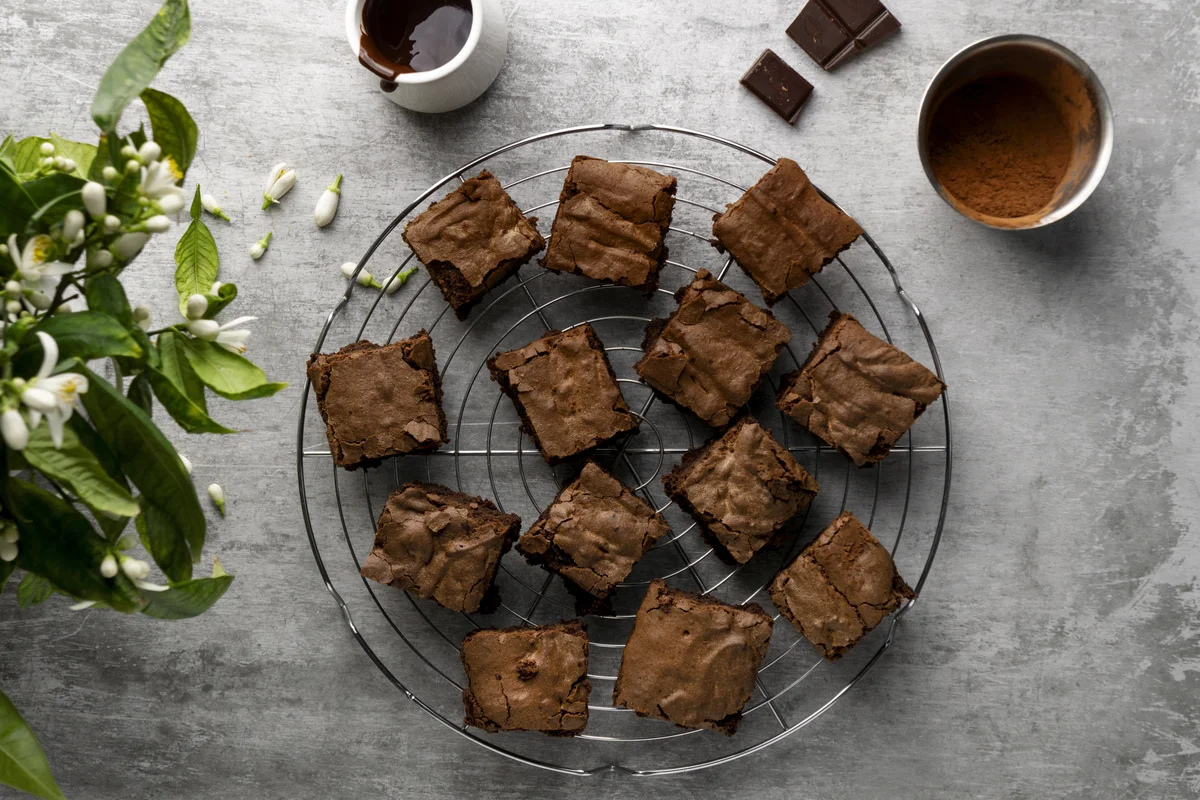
306 332 447 470
461 620 590 735
541 155 676 292
768 510 914 660
359 483 520 613
636 270 790 428
777 311 946 467
613 580 773 735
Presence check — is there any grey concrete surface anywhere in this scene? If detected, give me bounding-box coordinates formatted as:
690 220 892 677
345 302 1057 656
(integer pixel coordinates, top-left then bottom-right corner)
2 0 1199 797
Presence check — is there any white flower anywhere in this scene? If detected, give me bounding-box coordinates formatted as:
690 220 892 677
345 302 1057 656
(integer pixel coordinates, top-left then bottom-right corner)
208 483 226 516
144 215 171 233
121 556 150 580
0 541 18 562
39 142 54 157
341 261 383 289
157 193 186 215
7 234 71 306
132 305 152 330
179 453 193 474
137 141 161 164
185 293 208 320
140 157 184 204
1 409 28 450
201 194 231 221
100 554 118 579
18 332 89 449
249 231 272 260
314 174 342 227
82 181 106 218
113 232 149 260
384 265 418 295
188 316 256 354
261 163 296 209
62 209 85 244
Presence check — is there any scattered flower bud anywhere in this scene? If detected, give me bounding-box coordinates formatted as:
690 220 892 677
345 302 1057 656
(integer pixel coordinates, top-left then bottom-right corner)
208 483 226 516
63 209 86 241
261 163 296 209
124 159 141 174
185 293 209 320
69 600 96 611
138 141 162 164
39 142 54 156
120 556 151 580
132 305 152 330
0 524 17 544
82 181 107 218
341 261 384 289
103 214 121 231
100 554 119 578
0 540 17 562
113 232 149 259
384 265 419 295
201 194 231 221
89 248 114 268
144 215 171 233
158 193 186 215
120 144 138 160
187 319 220 340
179 453 193 474
249 231 272 260
102 165 119 181
314 174 343 228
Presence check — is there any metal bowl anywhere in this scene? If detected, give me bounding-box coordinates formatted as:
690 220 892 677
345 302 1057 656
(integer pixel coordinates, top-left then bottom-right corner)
917 34 1114 230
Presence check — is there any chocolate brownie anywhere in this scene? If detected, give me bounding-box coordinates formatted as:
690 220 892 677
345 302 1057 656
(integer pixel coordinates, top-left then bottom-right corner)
613 580 773 734
663 417 819 564
517 462 669 600
768 510 914 659
777 312 946 466
306 331 447 470
711 158 864 304
360 482 521 613
461 620 590 735
487 324 639 464
402 170 545 320
541 156 677 292
635 270 790 428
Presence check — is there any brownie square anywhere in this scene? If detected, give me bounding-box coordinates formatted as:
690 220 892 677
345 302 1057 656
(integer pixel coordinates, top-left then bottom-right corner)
359 482 520 613
777 312 946 466
711 158 864 304
487 324 639 464
613 580 773 734
663 417 819 564
517 461 669 601
461 620 590 735
541 156 677 292
402 170 545 320
768 510 914 659
306 331 447 470
635 270 790 428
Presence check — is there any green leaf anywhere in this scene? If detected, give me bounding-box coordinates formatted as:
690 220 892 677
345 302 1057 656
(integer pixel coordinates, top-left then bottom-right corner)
24 421 140 518
0 134 15 162
8 137 49 176
202 282 237 318
128 372 153 417
8 477 132 610
141 559 233 620
127 124 148 152
77 366 204 581
145 366 235 434
0 169 36 239
180 337 287 400
0 688 67 800
16 573 54 608
48 133 97 179
69 417 131 543
16 311 142 375
140 88 197 176
91 0 192 132
84 275 134 327
158 330 205 407
174 204 219 314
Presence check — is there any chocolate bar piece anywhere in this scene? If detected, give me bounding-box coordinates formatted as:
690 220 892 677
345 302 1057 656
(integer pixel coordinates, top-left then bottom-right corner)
786 0 901 71
739 49 814 125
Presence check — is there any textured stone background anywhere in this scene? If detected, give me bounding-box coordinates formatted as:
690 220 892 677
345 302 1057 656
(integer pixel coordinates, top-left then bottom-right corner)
2 0 1199 797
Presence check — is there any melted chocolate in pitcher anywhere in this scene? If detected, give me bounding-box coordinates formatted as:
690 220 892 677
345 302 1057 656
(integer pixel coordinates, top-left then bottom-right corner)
359 0 473 88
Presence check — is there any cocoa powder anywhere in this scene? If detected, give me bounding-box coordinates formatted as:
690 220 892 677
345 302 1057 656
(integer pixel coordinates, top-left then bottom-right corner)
927 75 1073 219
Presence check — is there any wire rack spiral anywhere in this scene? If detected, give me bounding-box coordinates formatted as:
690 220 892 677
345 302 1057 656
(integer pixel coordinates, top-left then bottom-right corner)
296 124 953 776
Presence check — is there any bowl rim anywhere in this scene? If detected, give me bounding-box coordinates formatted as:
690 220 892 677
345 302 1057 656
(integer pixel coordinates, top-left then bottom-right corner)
916 34 1115 231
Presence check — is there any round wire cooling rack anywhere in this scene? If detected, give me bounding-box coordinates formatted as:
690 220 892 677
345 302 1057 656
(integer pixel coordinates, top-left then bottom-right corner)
296 123 953 777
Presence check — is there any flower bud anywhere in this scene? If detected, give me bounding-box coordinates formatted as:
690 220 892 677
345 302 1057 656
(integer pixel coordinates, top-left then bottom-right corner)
120 144 138 159
314 174 343 228
5 281 22 296
179 453 193 474
0 408 23 451
103 214 121 231
61 210 85 244
384 265 419 295
188 319 221 340
5 300 20 316
125 159 141 174
211 281 223 293
102 165 119 182
341 262 383 289
144 215 171 233
0 540 16 562
89 248 114 268
157 193 186 215
113 232 149 259
0 524 17 544
185 293 209 320
100 554 119 578
40 157 54 169
121 556 151 580
201 194 231 221
132 305 152 330
208 483 226 517
81 181 107 218
39 142 55 156
249 231 272 260
138 141 162 164
53 157 68 171
28 291 52 310
261 163 296 209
